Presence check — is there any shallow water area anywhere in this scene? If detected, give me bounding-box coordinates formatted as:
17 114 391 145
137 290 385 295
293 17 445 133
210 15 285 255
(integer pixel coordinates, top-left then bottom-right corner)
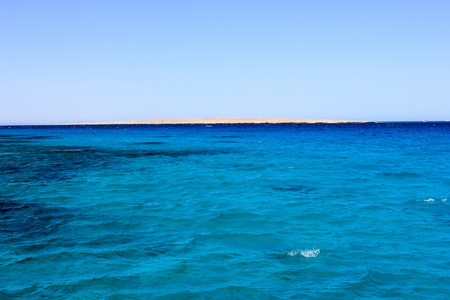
1 123 450 299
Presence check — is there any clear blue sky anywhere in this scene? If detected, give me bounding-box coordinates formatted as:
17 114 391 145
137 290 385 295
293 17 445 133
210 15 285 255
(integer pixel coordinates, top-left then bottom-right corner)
1 0 449 124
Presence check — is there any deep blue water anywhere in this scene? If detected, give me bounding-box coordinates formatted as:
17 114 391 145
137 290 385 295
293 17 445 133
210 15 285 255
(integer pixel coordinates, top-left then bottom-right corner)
1 123 449 299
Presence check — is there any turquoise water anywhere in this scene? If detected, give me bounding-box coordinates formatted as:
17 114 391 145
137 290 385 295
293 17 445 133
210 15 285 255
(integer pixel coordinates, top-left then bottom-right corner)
1 123 449 299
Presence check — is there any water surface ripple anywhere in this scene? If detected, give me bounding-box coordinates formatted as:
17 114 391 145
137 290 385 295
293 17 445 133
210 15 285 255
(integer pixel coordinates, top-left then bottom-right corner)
1 123 449 299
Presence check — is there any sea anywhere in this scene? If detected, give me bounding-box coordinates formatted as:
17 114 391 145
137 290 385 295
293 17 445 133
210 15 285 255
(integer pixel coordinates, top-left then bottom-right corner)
1 122 449 299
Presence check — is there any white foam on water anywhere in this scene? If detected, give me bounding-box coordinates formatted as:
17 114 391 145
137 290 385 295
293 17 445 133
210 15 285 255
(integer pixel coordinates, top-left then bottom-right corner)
301 249 320 257
423 198 447 202
286 249 320 258
286 250 300 256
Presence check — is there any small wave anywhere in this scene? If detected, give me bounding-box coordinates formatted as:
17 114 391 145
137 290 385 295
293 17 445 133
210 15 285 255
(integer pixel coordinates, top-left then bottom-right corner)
423 198 447 202
272 185 317 194
378 171 421 177
134 141 166 145
214 135 240 138
286 249 320 258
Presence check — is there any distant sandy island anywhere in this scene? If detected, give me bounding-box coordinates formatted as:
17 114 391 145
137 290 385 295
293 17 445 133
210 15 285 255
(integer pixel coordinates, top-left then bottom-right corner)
71 117 373 125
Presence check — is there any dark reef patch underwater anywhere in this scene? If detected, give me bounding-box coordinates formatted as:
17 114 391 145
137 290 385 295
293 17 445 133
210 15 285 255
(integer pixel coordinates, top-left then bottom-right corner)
1 123 450 299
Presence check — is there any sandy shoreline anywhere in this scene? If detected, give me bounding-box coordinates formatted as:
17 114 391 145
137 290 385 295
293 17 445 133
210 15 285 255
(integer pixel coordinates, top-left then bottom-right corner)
70 117 373 125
